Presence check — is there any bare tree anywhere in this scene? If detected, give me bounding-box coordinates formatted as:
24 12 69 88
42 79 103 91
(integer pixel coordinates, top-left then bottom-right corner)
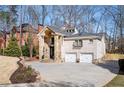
27 6 39 59
104 6 124 53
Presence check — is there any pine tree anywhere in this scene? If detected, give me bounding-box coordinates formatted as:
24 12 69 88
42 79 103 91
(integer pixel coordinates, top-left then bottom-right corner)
4 36 21 57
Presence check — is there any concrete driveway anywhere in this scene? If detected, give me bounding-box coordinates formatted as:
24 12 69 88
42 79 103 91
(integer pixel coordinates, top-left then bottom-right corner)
26 61 119 87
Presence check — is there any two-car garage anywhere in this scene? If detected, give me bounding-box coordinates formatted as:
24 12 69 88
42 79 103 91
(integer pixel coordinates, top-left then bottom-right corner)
65 53 93 63
65 53 77 63
80 53 93 63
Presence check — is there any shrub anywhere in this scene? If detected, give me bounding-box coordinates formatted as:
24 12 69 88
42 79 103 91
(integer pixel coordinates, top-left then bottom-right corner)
118 59 124 74
22 43 36 57
22 44 30 57
0 49 3 55
32 47 36 57
10 65 39 83
4 37 21 57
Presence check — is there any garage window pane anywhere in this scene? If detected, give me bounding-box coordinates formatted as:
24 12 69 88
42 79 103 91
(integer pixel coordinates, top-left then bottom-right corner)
78 40 82 46
73 39 82 47
73 40 78 46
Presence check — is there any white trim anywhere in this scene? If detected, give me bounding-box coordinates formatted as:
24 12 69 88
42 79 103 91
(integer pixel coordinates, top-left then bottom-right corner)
80 53 93 63
65 52 77 63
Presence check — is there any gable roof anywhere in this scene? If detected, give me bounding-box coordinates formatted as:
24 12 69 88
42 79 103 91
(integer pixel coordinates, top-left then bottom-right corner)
39 25 105 40
38 26 63 36
39 25 77 36
46 26 63 35
16 23 38 33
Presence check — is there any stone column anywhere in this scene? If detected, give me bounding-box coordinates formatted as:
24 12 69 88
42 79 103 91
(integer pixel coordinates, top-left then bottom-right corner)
59 36 62 62
54 35 61 63
39 35 44 61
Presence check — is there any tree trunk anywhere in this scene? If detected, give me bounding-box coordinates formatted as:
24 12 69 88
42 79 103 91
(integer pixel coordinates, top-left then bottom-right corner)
19 5 23 56
29 44 33 60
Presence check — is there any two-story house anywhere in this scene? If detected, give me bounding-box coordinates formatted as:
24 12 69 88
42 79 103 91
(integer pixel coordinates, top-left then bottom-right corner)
38 25 106 63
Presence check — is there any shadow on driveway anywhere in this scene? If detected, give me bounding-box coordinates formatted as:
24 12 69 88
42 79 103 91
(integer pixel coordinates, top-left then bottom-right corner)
96 60 119 74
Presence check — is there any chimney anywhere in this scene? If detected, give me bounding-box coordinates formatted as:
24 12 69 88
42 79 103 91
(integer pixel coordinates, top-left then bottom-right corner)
38 24 44 33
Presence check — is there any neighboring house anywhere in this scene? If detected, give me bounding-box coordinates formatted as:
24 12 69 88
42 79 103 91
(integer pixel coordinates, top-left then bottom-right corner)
0 23 39 49
15 23 39 47
38 25 106 63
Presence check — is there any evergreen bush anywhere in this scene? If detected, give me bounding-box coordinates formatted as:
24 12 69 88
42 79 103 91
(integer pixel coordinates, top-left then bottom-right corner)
22 43 30 57
0 49 3 55
4 37 21 57
22 43 36 57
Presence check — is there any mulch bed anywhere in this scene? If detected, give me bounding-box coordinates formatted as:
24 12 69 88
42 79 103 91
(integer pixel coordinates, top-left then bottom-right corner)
9 58 40 84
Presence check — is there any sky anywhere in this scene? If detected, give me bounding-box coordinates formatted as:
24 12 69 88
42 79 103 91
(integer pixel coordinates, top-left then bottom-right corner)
0 5 122 37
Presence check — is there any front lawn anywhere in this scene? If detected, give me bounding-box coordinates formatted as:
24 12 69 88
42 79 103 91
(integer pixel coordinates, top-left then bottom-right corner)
105 74 124 87
105 53 124 60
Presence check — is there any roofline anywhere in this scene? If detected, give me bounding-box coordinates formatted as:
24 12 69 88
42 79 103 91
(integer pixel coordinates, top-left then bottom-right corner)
38 26 63 36
64 36 102 40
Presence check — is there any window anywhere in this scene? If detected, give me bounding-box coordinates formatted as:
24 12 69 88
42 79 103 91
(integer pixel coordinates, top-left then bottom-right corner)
73 39 82 47
78 40 82 46
72 29 75 32
66 29 75 33
51 37 54 44
73 40 77 47
89 39 93 44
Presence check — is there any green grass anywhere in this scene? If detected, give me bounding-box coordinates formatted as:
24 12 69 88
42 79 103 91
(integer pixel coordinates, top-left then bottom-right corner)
105 75 124 87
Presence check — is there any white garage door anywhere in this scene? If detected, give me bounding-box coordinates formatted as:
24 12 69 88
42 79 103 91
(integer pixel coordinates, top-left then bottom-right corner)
80 54 93 63
65 53 76 62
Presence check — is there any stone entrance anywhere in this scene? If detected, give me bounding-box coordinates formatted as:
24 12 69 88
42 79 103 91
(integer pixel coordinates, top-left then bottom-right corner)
38 27 62 63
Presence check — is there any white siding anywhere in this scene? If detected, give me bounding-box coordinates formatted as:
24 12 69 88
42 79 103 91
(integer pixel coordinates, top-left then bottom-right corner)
62 37 106 61
63 39 97 60
96 37 106 59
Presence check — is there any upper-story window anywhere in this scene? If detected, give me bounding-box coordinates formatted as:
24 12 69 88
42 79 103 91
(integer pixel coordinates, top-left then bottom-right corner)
73 39 82 47
72 29 74 32
89 39 93 44
50 37 54 45
66 29 75 33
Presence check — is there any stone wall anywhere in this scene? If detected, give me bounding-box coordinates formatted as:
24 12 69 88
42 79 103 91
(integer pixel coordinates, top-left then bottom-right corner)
38 35 44 61
38 28 63 63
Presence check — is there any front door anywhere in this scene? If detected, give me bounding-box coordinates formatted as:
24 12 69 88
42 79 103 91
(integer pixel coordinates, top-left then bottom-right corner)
50 46 54 59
